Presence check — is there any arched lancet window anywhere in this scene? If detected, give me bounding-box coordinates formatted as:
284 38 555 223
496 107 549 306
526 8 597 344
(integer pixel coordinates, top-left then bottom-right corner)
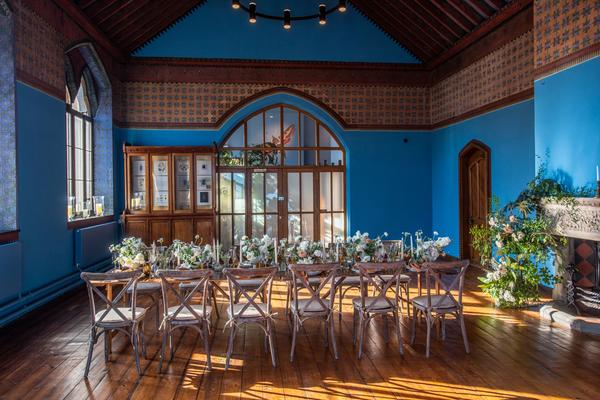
66 77 94 220
217 105 346 249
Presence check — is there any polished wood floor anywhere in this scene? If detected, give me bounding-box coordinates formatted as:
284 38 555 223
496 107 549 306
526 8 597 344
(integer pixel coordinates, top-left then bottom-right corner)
0 270 599 400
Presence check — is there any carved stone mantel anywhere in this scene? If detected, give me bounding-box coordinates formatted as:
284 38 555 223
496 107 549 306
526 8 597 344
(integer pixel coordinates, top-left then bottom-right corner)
543 198 600 241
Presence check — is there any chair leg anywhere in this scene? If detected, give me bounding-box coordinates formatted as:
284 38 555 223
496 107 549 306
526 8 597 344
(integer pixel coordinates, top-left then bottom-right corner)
441 315 446 341
225 324 237 371
132 326 143 376
212 288 220 320
459 311 470 354
358 315 367 360
352 307 358 345
290 316 298 362
103 329 110 363
267 319 277 367
158 324 168 373
169 329 175 361
338 286 343 322
410 306 417 345
425 313 432 358
393 310 404 355
203 322 212 370
139 322 147 359
153 295 160 331
84 328 96 378
329 316 339 360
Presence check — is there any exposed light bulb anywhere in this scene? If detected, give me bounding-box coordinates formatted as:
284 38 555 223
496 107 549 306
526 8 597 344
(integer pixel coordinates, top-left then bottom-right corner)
319 4 326 25
338 0 347 12
232 0 240 10
283 9 291 29
249 2 257 23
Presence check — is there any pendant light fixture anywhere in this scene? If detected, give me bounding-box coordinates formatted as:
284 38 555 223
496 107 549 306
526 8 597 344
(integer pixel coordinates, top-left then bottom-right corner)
232 1 346 29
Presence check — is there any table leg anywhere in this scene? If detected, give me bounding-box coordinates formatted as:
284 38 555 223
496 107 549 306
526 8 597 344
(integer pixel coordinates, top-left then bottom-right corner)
106 283 113 355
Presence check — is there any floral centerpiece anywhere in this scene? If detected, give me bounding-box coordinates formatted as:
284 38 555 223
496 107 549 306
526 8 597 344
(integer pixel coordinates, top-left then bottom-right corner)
109 237 148 269
344 231 387 262
170 239 213 269
284 236 325 264
240 235 276 265
415 231 451 262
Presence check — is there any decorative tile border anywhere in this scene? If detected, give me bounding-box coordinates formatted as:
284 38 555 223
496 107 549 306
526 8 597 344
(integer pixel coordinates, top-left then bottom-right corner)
431 32 534 125
117 82 431 129
534 0 600 77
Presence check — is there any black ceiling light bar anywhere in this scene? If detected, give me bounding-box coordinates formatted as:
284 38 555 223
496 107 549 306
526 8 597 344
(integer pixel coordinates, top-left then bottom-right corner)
232 1 346 28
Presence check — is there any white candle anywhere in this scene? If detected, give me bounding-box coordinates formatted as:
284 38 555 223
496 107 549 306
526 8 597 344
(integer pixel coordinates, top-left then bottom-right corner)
239 241 243 263
410 235 414 255
216 240 220 264
274 240 278 265
400 239 404 259
336 242 340 262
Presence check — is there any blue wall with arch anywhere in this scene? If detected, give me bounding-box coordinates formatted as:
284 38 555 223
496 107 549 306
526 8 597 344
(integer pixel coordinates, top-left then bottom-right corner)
431 100 536 256
116 92 432 239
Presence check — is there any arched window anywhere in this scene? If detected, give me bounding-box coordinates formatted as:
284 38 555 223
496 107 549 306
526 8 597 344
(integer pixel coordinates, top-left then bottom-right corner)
66 78 94 220
217 105 346 249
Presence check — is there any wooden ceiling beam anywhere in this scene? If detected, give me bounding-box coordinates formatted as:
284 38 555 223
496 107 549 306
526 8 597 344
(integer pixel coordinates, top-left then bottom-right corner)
85 0 119 19
384 2 450 50
351 0 435 60
52 0 125 61
121 0 204 53
79 0 98 10
398 1 455 46
447 0 483 26
429 0 473 33
102 0 154 33
464 0 492 18
95 0 136 24
406 0 463 40
483 0 503 11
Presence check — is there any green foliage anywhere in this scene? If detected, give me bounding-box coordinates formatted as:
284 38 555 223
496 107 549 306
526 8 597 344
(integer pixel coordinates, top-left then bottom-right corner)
470 160 588 308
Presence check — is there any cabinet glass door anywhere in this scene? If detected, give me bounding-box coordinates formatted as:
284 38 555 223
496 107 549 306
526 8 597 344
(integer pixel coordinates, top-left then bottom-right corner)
195 155 213 210
174 155 192 211
130 155 147 211
151 155 170 211
319 171 345 244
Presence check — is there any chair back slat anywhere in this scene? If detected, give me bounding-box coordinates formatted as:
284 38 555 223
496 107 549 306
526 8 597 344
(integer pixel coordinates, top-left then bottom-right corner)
289 263 339 314
355 262 405 312
157 269 212 322
81 270 142 325
422 260 469 309
224 267 277 319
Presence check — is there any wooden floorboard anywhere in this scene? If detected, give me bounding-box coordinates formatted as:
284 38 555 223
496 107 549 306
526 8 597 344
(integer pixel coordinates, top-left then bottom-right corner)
1 270 599 400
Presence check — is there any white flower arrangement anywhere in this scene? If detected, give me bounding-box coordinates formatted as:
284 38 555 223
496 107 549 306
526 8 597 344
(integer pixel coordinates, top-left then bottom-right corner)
109 237 148 269
240 235 275 264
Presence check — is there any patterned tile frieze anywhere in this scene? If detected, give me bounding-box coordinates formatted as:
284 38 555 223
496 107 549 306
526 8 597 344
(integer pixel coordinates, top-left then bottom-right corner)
431 32 534 124
117 82 431 128
12 0 65 95
534 0 600 72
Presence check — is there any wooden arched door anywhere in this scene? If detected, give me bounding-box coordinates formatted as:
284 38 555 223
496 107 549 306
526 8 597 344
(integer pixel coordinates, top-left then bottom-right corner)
459 140 491 263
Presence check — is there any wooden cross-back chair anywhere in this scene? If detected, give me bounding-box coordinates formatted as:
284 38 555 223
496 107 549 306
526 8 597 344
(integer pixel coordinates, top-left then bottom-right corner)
288 263 339 362
353 262 406 359
81 270 147 377
157 269 213 372
223 267 278 369
410 260 470 358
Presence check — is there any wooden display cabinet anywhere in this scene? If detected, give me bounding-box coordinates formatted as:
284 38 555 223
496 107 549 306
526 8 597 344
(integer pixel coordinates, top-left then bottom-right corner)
122 145 216 245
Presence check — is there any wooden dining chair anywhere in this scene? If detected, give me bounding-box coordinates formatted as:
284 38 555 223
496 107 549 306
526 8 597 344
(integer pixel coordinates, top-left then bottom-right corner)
335 275 362 322
410 260 470 358
126 281 162 330
157 269 213 372
223 267 278 370
353 262 406 359
81 270 147 377
288 263 339 362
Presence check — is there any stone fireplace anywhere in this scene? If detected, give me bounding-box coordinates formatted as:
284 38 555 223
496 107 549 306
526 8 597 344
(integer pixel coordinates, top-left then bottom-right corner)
544 198 600 316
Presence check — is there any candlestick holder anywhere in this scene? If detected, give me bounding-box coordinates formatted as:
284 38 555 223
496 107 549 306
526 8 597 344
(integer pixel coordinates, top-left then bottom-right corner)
596 180 600 198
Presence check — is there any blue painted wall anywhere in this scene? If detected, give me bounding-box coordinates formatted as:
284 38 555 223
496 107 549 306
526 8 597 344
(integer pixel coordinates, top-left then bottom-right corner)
16 82 74 291
431 100 536 256
535 56 600 189
0 83 116 326
134 0 419 63
116 93 432 238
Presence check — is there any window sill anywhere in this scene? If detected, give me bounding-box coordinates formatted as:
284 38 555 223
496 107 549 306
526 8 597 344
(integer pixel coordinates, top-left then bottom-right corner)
0 230 19 245
67 215 114 230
